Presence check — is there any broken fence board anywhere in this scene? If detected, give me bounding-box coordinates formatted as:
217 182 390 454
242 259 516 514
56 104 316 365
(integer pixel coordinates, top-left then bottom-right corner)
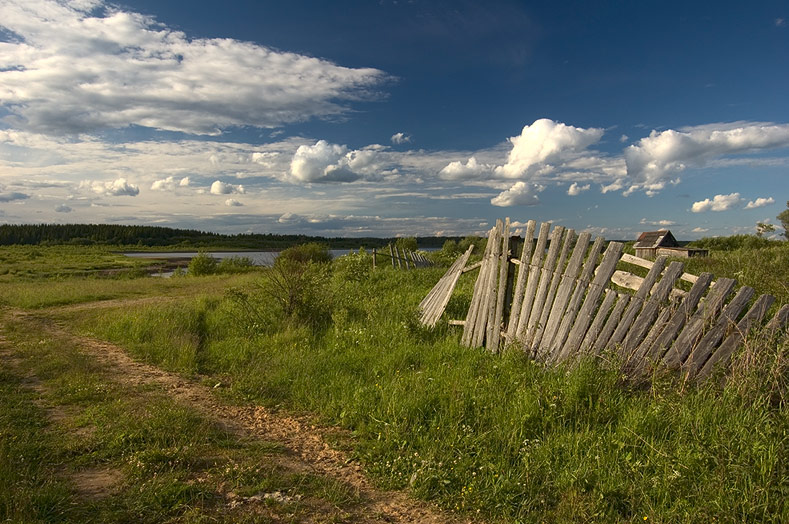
523 225 566 345
536 232 591 358
555 241 625 362
531 229 576 350
514 222 553 339
505 220 537 342
545 236 606 361
662 277 737 369
683 285 755 377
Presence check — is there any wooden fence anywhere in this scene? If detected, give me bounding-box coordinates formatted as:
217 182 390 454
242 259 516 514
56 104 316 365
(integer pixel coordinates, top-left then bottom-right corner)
420 218 789 382
373 245 432 270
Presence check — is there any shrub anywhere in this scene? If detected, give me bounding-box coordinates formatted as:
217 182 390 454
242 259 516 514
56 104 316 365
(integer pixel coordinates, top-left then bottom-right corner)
278 243 332 265
216 256 255 274
187 251 218 276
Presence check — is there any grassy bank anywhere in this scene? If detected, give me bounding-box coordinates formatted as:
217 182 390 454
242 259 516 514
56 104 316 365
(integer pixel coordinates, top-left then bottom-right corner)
62 254 787 522
3 240 787 522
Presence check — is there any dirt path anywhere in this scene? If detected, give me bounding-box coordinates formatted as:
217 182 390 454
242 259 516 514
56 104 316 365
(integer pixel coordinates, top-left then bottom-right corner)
4 308 475 524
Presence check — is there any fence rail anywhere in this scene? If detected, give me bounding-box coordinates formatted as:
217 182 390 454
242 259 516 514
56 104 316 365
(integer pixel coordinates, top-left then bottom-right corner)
420 218 788 382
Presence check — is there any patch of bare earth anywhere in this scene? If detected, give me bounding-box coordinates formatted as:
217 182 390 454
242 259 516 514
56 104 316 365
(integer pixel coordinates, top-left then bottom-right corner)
6 309 477 524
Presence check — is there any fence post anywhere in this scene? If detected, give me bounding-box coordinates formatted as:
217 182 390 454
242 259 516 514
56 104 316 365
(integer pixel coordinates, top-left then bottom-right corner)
372 248 377 270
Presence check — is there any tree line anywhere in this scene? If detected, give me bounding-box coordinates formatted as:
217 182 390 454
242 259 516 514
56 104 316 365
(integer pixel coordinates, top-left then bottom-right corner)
0 223 454 249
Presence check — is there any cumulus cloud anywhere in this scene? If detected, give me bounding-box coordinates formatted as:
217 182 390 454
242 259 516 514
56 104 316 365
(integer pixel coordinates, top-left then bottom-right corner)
391 132 411 145
494 119 604 179
692 227 709 233
286 140 389 183
640 218 676 226
745 197 775 209
567 182 590 196
210 180 245 195
81 178 139 196
55 204 72 213
490 182 544 207
0 0 386 135
224 198 243 206
625 123 789 193
0 191 30 202
439 157 494 180
691 193 741 213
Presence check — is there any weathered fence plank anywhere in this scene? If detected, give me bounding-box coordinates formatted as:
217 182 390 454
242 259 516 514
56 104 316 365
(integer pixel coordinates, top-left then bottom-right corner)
514 222 552 339
505 220 537 342
545 236 606 361
523 225 566 344
531 229 576 349
663 277 737 369
419 244 474 327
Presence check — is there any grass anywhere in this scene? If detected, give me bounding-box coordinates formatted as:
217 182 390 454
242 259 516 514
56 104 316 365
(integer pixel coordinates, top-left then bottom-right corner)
4 239 788 522
0 313 365 523
68 260 788 523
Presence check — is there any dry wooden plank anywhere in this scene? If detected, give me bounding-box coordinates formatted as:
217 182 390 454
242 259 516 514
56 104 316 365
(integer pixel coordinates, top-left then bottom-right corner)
545 236 605 360
609 256 668 351
463 261 482 273
620 261 684 360
766 303 789 332
462 227 496 345
478 221 504 348
419 245 474 326
466 224 499 347
625 305 673 376
662 277 737 369
683 286 755 376
489 218 511 351
640 272 714 366
389 244 395 268
514 221 553 339
536 232 591 357
523 225 566 344
591 293 631 355
611 270 644 292
531 229 576 350
579 288 617 353
695 293 775 382
555 241 625 362
448 319 466 326
505 220 537 341
621 253 700 284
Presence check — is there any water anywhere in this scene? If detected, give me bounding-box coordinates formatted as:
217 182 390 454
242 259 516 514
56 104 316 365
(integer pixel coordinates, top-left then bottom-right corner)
124 249 365 267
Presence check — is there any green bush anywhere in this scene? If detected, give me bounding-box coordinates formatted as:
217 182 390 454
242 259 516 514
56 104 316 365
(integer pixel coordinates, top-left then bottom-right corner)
278 243 332 265
216 256 255 274
187 251 218 276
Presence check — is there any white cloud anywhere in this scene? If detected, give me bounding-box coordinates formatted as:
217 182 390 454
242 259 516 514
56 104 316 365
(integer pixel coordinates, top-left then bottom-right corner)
619 134 629 143
55 203 72 213
286 140 390 183
224 198 243 207
439 157 493 180
625 122 789 193
692 227 709 233
179 177 190 187
288 140 354 183
0 0 386 135
640 218 676 226
210 180 245 195
391 132 411 145
81 178 139 196
691 193 741 213
494 119 604 179
745 197 775 209
490 182 544 207
567 182 590 196
151 176 178 191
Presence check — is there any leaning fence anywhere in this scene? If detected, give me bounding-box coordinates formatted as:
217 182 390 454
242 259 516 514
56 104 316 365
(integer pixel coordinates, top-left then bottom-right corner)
420 218 788 382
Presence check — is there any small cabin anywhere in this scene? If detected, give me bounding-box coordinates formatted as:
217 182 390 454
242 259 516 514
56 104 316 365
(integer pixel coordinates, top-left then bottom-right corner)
634 230 708 259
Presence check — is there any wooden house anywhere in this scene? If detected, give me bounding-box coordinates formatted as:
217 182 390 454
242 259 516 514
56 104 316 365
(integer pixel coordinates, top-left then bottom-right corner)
634 230 708 259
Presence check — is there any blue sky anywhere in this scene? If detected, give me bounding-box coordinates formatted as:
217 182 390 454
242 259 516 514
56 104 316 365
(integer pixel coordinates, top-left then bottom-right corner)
0 0 787 239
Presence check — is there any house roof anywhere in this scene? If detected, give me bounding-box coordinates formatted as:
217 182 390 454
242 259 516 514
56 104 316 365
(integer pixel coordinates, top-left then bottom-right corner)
634 230 678 249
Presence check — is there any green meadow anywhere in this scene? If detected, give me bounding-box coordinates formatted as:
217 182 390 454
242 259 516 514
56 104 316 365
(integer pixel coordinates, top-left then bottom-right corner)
1 241 787 523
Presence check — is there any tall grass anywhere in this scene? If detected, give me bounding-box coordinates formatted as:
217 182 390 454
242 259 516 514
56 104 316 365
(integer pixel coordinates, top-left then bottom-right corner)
70 259 789 523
